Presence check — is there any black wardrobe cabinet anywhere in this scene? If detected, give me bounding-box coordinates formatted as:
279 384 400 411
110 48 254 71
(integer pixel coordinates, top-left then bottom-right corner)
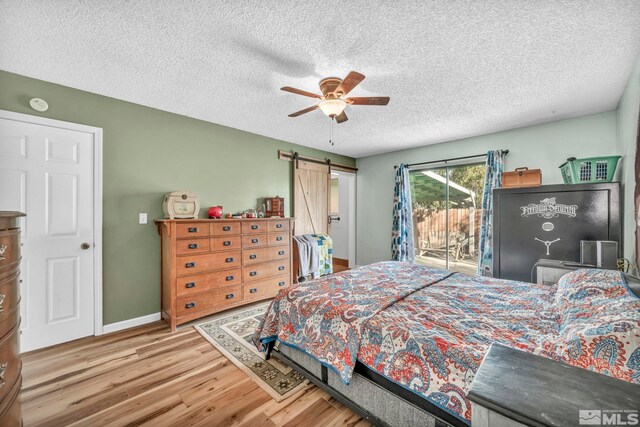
492 183 621 282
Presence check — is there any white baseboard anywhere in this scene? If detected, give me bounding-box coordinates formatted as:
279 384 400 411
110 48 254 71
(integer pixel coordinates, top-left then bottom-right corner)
103 312 161 334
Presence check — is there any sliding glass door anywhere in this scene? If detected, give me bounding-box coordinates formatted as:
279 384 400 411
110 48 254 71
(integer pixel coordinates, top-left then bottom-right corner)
410 163 485 274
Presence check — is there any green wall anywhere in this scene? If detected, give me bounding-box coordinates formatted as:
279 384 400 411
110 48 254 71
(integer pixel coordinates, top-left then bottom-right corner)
356 111 621 265
616 57 640 262
0 70 355 325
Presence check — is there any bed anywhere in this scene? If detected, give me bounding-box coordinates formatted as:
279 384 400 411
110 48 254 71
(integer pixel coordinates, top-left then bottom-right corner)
253 261 640 426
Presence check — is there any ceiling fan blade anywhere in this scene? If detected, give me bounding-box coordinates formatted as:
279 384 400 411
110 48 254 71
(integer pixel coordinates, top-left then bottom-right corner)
281 86 322 99
347 96 390 106
288 105 318 117
335 111 348 124
334 71 365 96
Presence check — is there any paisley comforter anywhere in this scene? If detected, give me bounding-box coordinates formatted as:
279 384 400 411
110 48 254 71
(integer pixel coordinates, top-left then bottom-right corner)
253 263 640 424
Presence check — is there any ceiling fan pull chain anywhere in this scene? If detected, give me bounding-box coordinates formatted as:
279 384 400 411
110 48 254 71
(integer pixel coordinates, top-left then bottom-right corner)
330 118 334 146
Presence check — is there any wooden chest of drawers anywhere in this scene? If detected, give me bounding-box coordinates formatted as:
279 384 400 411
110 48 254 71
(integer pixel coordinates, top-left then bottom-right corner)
156 218 294 331
0 211 24 427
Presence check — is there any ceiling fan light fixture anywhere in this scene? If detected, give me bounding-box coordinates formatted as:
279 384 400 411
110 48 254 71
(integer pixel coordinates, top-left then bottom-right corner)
318 99 347 117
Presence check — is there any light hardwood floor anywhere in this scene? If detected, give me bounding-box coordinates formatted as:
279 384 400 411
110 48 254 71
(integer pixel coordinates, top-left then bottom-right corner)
21 321 370 427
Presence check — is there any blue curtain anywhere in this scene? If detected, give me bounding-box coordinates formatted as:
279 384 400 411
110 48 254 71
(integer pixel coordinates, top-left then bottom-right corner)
477 150 504 276
392 164 415 262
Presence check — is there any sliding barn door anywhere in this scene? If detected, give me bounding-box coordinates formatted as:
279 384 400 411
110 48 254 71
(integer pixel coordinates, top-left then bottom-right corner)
293 160 330 236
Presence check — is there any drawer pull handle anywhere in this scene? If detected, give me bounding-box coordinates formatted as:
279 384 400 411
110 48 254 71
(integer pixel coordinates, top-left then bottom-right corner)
223 226 231 231
251 225 258 230
225 257 234 263
249 254 257 259
185 262 196 268
250 288 257 293
250 271 257 277
278 250 285 255
185 302 196 309
276 224 283 228
0 293 4 312
278 266 285 271
185 282 196 289
223 241 231 246
188 243 199 249
188 227 198 233
226 293 234 299
276 237 283 241
226 275 234 281
0 243 7 260
279 281 285 287
251 238 258 243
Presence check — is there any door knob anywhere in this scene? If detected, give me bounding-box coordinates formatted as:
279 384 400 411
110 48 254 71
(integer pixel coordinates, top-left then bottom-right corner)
81 243 91 250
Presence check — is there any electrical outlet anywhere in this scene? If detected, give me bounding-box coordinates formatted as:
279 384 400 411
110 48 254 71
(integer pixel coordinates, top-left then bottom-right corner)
139 213 148 224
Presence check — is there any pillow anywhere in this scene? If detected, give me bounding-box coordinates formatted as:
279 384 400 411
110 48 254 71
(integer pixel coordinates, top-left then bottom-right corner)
554 269 640 384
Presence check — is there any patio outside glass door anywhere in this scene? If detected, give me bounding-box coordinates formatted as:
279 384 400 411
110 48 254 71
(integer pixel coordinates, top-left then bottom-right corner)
410 163 485 274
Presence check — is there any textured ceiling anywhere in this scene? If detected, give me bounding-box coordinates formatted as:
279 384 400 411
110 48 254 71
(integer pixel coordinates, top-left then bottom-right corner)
1 1 639 158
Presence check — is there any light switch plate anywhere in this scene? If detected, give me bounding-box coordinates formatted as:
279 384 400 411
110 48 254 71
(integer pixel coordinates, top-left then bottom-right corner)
139 213 147 224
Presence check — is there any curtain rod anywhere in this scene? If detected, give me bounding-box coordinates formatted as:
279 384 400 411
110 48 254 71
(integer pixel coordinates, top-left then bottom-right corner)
393 149 509 169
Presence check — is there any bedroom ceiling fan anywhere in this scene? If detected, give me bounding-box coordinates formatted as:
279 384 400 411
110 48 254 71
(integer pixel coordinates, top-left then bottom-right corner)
281 71 390 124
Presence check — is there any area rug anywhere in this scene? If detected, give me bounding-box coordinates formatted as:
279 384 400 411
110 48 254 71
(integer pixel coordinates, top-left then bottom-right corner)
194 303 308 402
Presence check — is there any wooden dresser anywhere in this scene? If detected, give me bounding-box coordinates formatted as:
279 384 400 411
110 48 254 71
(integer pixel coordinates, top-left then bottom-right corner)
0 212 24 426
156 218 295 331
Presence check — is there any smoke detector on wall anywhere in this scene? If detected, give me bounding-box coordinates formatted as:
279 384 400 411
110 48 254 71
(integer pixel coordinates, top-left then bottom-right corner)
29 98 49 112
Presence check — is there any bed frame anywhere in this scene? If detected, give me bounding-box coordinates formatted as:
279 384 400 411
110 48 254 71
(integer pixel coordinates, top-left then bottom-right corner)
266 342 464 427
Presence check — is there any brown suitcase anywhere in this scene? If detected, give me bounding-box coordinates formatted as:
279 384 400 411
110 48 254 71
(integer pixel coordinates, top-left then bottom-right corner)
502 167 542 188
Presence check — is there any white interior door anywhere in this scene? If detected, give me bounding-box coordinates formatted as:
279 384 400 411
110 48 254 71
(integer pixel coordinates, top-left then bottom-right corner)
0 115 97 352
329 171 356 266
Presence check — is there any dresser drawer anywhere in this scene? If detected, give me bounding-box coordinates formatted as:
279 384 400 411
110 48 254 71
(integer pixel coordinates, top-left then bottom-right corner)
210 222 240 236
210 236 241 252
267 220 290 232
243 260 290 282
0 324 21 408
176 238 210 255
176 223 209 239
176 269 242 296
0 272 19 338
242 234 267 248
0 230 20 272
177 251 241 276
243 246 290 266
177 286 242 317
242 221 268 234
268 233 289 246
243 275 290 303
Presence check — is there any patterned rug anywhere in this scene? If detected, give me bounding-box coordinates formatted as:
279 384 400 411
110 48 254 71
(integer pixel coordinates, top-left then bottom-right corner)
194 303 308 402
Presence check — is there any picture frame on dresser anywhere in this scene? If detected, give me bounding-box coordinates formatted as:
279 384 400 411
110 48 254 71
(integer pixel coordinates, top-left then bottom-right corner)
155 217 295 331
